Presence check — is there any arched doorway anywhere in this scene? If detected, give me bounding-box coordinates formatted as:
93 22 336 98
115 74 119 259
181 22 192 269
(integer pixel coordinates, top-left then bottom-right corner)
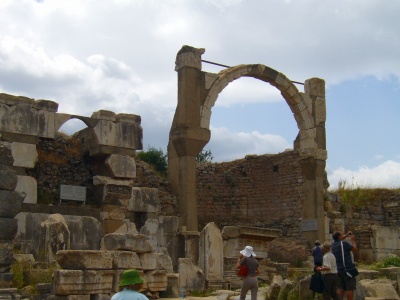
168 45 327 243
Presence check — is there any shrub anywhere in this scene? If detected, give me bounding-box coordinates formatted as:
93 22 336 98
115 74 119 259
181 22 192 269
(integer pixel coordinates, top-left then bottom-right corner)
136 146 167 176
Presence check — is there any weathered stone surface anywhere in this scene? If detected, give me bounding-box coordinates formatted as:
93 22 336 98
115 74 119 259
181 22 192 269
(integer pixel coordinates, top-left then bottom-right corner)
114 220 138 234
101 233 153 253
267 237 309 266
13 254 35 264
140 253 173 273
0 243 14 272
178 258 205 291
63 215 83 250
56 250 113 270
0 165 17 191
0 217 18 240
110 250 141 270
15 175 37 204
268 275 283 300
360 278 400 299
130 187 160 213
11 142 38 168
370 225 400 261
39 214 70 263
0 190 25 218
0 142 14 165
199 222 223 281
52 269 114 295
100 205 126 221
101 220 125 236
140 219 159 247
144 270 167 292
81 216 102 250
105 154 136 179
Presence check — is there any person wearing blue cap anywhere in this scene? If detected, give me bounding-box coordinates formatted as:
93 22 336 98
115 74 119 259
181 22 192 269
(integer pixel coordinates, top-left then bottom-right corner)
111 269 149 300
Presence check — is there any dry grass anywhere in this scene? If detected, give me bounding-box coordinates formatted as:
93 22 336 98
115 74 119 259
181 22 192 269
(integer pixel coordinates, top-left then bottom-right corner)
331 180 400 207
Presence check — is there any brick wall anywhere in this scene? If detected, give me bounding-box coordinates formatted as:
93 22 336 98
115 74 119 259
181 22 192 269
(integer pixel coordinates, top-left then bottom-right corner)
196 150 306 236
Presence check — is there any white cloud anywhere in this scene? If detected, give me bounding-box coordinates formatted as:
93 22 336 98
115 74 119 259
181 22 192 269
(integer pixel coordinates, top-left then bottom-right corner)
328 160 400 190
208 126 292 162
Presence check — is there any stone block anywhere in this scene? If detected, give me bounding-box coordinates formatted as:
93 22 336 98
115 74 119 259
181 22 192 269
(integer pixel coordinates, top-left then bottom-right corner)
101 233 153 253
15 175 37 204
160 274 180 298
0 190 25 218
0 165 17 191
359 278 400 299
63 216 83 248
0 244 13 272
91 110 116 121
52 270 114 295
11 142 38 168
82 216 102 250
304 77 325 97
0 142 13 166
101 220 125 236
140 253 173 273
140 219 159 247
114 220 138 234
105 154 136 179
199 222 223 281
0 218 18 241
110 251 141 270
130 187 160 213
178 258 205 291
56 250 113 270
158 216 179 247
144 270 167 292
13 254 35 265
39 214 70 263
268 275 283 300
100 205 126 221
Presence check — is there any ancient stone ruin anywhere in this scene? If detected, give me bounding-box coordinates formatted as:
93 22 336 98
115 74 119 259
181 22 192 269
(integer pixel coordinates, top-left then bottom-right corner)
0 45 399 299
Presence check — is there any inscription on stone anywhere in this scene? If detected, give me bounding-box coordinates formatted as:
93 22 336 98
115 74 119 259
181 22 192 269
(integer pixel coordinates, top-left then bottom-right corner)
301 219 318 231
60 185 86 204
106 184 132 195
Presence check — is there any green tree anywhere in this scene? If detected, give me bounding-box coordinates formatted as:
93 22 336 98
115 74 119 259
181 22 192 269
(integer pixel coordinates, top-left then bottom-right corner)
136 146 167 176
196 149 213 164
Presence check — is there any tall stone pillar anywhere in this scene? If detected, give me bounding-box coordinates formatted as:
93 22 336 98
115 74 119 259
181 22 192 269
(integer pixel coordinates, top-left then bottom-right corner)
299 78 327 244
168 46 210 231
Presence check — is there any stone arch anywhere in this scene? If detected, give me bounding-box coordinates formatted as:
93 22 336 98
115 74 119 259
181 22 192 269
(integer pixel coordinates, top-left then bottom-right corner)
168 45 327 244
55 114 100 133
200 64 319 151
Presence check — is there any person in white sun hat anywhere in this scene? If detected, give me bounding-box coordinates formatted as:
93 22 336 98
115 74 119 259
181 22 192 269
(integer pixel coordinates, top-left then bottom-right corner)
236 245 260 300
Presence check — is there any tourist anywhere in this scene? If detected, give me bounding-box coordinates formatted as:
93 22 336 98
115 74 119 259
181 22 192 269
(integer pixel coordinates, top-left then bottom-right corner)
111 269 149 300
315 241 339 300
312 240 323 267
331 231 358 300
236 245 260 300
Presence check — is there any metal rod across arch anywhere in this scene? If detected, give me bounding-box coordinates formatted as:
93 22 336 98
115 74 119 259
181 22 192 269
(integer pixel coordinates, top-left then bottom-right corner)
201 59 304 85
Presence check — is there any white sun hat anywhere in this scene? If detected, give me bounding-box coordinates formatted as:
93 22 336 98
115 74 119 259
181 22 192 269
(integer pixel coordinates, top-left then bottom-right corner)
240 245 256 257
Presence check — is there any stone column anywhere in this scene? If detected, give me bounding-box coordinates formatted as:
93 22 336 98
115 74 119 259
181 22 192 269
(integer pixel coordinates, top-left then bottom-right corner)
299 78 327 244
169 46 210 231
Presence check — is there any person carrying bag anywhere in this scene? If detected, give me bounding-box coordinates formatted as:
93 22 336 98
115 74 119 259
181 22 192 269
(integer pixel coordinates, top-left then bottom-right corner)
236 246 260 300
331 231 358 300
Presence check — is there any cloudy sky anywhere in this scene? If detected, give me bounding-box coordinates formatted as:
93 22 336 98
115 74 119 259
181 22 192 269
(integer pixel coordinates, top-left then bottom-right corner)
1 0 399 190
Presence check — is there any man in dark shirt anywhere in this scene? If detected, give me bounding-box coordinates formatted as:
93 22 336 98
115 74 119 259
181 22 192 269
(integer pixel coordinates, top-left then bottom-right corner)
312 240 323 267
331 231 358 300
